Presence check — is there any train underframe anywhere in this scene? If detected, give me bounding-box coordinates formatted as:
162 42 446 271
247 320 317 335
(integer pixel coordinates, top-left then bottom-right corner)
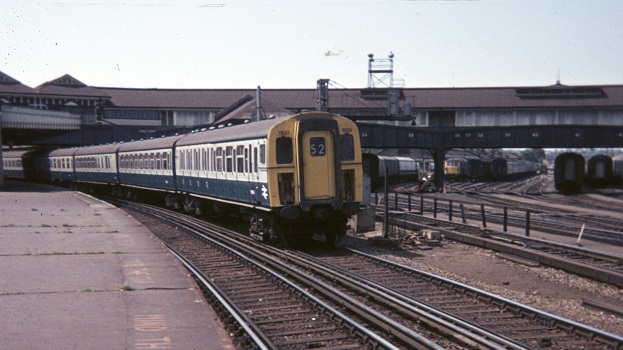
248 210 349 247
60 182 350 247
162 192 349 247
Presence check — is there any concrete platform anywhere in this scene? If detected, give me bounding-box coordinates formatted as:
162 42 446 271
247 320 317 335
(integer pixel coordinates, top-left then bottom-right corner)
0 181 234 350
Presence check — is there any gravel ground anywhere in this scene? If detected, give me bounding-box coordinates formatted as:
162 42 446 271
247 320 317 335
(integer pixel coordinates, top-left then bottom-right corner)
342 224 623 336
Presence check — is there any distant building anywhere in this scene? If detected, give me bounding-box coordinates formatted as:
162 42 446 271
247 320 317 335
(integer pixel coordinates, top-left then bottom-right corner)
2 70 623 145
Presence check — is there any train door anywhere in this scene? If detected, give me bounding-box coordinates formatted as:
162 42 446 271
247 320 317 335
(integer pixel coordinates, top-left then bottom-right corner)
302 130 336 199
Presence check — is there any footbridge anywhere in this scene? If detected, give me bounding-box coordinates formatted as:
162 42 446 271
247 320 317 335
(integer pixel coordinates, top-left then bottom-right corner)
357 123 623 190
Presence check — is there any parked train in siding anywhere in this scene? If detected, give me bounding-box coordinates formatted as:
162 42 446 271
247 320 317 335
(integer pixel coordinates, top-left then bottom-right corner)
3 112 363 246
554 152 585 194
613 154 623 187
362 153 419 190
444 156 541 181
577 153 622 190
551 152 623 194
585 155 613 189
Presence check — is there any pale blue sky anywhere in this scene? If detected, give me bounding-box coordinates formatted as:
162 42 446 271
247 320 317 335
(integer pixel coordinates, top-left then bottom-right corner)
3 0 623 89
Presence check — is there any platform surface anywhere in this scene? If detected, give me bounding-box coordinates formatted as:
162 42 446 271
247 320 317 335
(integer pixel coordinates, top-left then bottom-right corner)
0 181 235 349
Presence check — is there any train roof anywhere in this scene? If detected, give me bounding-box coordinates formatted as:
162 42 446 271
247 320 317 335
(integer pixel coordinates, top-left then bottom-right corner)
176 117 286 147
74 143 121 155
48 148 79 157
2 148 34 158
118 134 185 152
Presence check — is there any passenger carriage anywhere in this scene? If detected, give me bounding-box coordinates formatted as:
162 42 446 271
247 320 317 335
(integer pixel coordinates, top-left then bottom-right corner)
554 152 585 194
2 150 32 179
74 144 119 185
48 148 77 183
117 136 182 196
613 154 623 186
586 155 613 189
174 123 269 215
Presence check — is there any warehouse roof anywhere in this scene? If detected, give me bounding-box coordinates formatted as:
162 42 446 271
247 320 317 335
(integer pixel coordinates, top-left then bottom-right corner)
0 71 36 95
35 74 111 99
93 84 623 112
2 70 623 111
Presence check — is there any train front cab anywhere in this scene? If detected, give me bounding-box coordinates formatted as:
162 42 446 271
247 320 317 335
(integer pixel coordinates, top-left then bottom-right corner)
265 112 362 244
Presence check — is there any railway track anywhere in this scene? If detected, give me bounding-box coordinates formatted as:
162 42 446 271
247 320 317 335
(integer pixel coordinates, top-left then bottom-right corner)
303 248 623 349
451 202 623 246
116 200 401 349
441 176 623 238
381 188 623 245
110 198 623 349
374 206 623 288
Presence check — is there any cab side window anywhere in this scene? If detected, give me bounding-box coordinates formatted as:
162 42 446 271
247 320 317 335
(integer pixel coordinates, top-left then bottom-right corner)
340 134 355 161
276 137 293 164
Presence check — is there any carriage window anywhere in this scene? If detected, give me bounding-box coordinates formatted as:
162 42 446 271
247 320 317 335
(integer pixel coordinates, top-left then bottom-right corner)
156 153 162 170
340 134 355 161
245 147 249 173
202 149 207 172
194 149 200 171
226 146 234 172
163 153 169 170
310 137 326 156
236 145 245 173
211 148 215 171
276 137 293 164
259 144 266 164
216 147 223 172
254 147 258 173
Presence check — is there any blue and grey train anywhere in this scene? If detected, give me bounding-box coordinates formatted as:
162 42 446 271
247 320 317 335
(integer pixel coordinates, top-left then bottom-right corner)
444 156 541 181
3 112 364 245
362 153 419 190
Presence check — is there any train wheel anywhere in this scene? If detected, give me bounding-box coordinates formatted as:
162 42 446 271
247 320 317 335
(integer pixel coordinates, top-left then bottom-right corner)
277 223 295 248
164 194 180 210
276 222 312 249
325 232 338 246
325 218 347 246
